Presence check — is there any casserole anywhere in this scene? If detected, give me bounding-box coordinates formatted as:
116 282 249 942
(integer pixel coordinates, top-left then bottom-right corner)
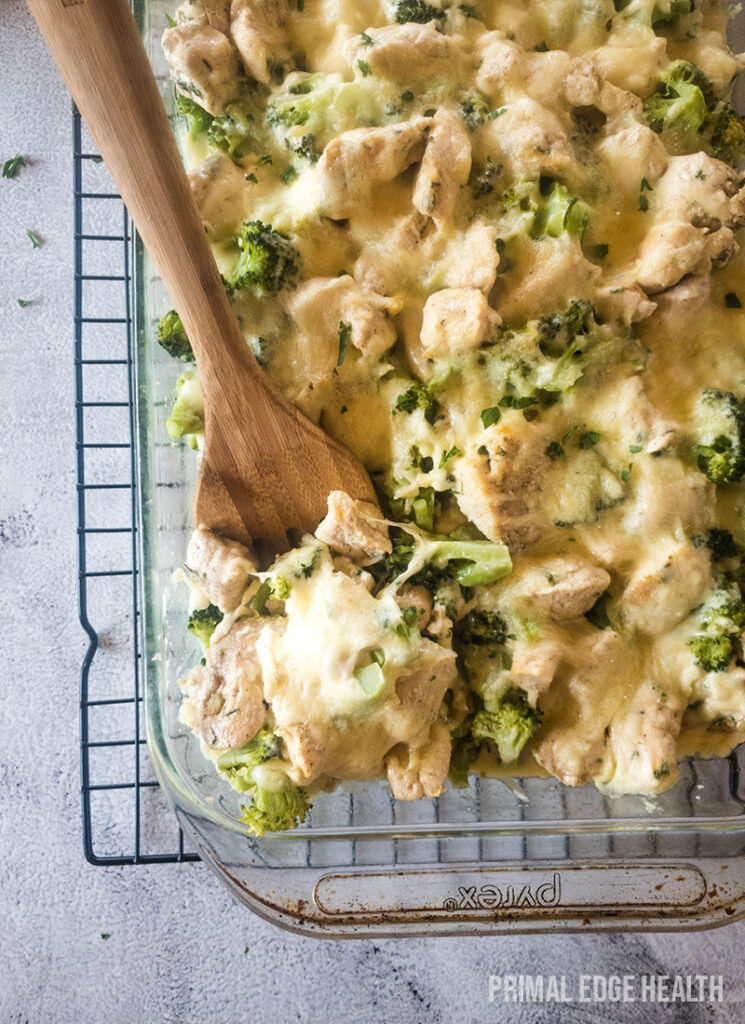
138 0 745 933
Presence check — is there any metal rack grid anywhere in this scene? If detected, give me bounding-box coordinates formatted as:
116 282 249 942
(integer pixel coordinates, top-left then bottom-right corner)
74 106 198 866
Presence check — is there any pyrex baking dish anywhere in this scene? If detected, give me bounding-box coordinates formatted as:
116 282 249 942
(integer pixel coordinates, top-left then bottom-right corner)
136 0 745 934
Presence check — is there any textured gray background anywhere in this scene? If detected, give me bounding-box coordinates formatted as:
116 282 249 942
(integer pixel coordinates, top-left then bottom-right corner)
2 2 745 1021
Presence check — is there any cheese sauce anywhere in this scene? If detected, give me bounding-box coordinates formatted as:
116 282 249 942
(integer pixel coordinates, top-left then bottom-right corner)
163 0 745 822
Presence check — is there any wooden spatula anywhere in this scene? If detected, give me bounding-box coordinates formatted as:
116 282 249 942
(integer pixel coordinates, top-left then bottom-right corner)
28 0 376 551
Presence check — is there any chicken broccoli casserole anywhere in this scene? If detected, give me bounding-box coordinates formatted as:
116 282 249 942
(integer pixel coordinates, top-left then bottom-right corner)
159 0 745 835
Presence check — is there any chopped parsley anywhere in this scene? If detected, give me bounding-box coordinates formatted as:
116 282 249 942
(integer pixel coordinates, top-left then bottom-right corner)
358 59 372 77
280 164 297 185
480 406 501 428
26 229 42 248
439 445 461 468
545 441 565 460
578 431 601 449
360 31 373 45
16 298 32 307
337 321 352 366
3 154 29 179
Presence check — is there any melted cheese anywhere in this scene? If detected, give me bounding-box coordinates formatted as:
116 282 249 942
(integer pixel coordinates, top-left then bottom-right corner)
168 0 745 800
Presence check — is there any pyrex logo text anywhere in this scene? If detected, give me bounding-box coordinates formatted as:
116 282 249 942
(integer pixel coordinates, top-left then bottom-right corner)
443 873 561 911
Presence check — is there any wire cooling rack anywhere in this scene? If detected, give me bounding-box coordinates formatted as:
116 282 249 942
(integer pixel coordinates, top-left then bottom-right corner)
74 107 197 866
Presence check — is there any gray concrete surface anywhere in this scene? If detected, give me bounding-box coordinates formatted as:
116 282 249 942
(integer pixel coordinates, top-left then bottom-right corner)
2 2 745 1020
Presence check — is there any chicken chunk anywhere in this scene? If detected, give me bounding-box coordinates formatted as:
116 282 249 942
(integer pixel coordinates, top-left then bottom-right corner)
589 35 668 96
162 22 240 114
188 152 251 240
510 636 563 705
479 98 574 181
653 153 745 233
475 30 523 95
650 274 711 322
186 526 257 611
386 722 452 801
495 235 601 323
420 288 500 359
413 110 472 223
394 584 433 631
596 123 668 197
594 284 657 326
344 22 463 82
604 681 683 795
622 542 713 636
229 0 290 84
454 422 550 547
278 722 323 785
440 220 500 293
635 222 734 295
315 491 391 565
315 120 432 220
288 275 400 375
180 618 268 749
395 639 457 720
513 557 611 620
177 0 230 34
532 630 628 787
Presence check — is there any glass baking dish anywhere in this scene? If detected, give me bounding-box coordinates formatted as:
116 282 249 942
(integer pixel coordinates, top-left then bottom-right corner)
136 0 745 934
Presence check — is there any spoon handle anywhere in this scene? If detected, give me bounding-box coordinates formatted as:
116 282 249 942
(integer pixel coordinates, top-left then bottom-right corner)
27 0 258 393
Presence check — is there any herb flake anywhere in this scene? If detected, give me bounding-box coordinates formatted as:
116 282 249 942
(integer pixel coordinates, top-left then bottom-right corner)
2 154 28 179
337 321 352 366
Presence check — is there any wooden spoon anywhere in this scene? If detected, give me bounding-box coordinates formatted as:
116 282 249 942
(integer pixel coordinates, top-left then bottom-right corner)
28 0 376 551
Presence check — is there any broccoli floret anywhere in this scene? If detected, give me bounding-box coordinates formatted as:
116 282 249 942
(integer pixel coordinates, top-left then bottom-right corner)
382 537 447 590
643 60 745 166
412 486 436 532
286 131 320 163
217 726 282 790
394 0 446 23
537 299 596 354
383 531 512 589
157 309 193 361
460 93 491 131
166 370 204 442
532 181 588 239
688 581 745 672
471 692 542 764
455 609 509 646
689 632 736 672
706 102 745 168
693 389 745 485
225 220 300 295
394 382 440 425
208 103 260 161
642 61 710 149
188 603 223 647
448 734 479 788
266 73 379 146
239 762 310 836
652 0 695 27
175 94 213 137
693 528 739 562
217 731 310 834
